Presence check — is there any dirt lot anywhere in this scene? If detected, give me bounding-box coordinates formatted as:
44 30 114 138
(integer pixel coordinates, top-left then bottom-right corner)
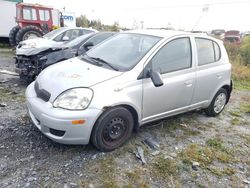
0 50 249 188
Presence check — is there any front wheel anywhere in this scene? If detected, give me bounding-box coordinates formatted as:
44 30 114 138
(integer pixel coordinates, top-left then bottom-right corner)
205 88 228 117
91 107 134 151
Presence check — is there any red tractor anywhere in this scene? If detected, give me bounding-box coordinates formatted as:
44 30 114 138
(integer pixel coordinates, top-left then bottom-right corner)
9 3 63 46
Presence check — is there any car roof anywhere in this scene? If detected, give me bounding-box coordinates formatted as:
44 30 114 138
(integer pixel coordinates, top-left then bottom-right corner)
124 29 222 43
124 29 188 38
60 27 98 32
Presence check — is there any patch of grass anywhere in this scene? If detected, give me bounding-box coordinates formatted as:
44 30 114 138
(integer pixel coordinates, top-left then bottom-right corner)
180 141 234 168
231 61 250 90
87 157 119 188
231 117 241 125
183 129 201 136
207 166 223 176
152 157 178 177
206 138 223 150
229 111 242 117
0 43 10 48
207 166 235 177
0 87 25 102
241 134 250 144
223 167 235 176
125 168 149 188
240 103 250 114
234 80 250 90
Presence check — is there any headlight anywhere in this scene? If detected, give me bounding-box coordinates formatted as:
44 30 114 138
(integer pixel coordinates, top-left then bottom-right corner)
53 88 93 110
26 42 37 48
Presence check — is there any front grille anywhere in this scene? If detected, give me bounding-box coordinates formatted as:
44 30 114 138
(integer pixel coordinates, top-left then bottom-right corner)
34 82 51 102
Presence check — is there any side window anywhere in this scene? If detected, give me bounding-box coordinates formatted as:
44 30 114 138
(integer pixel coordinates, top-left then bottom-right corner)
53 33 64 42
39 10 50 21
83 30 94 35
214 42 221 61
86 33 113 46
195 38 221 66
53 30 80 42
64 29 80 40
23 8 37 20
151 37 192 74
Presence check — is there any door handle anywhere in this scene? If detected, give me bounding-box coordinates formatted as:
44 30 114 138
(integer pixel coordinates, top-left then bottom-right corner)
185 80 193 87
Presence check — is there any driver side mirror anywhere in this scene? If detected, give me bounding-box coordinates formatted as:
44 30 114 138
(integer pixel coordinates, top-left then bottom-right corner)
62 36 70 41
149 70 163 87
83 41 94 51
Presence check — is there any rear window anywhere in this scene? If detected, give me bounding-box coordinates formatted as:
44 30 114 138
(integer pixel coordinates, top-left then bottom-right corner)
195 38 221 66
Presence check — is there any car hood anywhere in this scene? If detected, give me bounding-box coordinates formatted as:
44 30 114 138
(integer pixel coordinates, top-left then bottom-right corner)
36 57 123 102
16 38 63 56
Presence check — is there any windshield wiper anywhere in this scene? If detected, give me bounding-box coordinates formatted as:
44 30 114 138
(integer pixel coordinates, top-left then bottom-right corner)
80 54 102 66
89 56 119 71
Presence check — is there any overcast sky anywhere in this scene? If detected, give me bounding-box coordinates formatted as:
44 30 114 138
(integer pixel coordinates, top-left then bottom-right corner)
24 0 250 31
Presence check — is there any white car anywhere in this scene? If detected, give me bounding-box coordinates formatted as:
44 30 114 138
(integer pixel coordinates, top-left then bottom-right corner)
26 30 232 151
16 27 97 56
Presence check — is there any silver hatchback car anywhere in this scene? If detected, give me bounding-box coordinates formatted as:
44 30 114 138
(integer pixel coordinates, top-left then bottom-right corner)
26 30 232 151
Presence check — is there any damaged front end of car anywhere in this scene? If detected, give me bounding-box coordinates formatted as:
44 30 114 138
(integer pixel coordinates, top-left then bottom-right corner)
15 54 48 82
15 47 74 82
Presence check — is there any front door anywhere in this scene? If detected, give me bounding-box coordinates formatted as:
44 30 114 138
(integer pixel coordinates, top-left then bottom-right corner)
142 37 195 123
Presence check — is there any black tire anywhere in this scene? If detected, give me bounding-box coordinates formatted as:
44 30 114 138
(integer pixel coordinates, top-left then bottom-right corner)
15 25 43 44
91 107 134 152
9 26 20 47
205 88 228 117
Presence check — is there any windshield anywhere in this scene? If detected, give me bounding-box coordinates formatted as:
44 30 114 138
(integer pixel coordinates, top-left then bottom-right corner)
85 33 161 71
43 28 67 40
65 33 94 48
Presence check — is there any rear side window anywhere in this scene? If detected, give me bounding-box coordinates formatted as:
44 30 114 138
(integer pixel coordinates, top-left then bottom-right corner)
151 37 192 74
195 38 221 66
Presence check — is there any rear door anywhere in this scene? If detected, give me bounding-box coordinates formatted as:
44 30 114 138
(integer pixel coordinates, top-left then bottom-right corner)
142 36 196 123
191 37 228 105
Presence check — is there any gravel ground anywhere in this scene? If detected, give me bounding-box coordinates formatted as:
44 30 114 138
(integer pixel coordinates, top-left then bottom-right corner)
0 50 249 188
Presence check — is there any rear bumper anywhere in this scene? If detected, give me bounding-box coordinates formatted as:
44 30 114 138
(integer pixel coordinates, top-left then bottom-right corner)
26 82 103 145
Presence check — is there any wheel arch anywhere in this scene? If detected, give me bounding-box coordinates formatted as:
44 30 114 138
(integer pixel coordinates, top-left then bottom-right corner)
221 80 233 103
101 104 140 132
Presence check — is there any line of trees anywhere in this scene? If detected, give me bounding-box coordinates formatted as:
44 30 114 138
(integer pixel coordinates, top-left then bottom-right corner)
76 15 120 31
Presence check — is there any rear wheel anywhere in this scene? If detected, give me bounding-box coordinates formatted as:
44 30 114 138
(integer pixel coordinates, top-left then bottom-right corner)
205 88 228 117
91 107 134 151
9 26 20 47
15 25 43 44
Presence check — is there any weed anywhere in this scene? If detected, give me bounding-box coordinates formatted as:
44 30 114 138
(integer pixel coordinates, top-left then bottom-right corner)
125 168 149 188
229 111 242 117
206 138 223 150
153 157 178 177
0 88 25 102
180 141 234 169
231 118 241 125
241 103 250 113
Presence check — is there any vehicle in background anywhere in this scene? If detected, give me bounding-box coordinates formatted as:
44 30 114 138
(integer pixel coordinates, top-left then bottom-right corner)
190 31 208 35
210 29 225 39
224 30 241 44
26 30 232 151
8 3 77 46
243 31 250 37
15 32 115 82
0 0 23 39
16 27 97 55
